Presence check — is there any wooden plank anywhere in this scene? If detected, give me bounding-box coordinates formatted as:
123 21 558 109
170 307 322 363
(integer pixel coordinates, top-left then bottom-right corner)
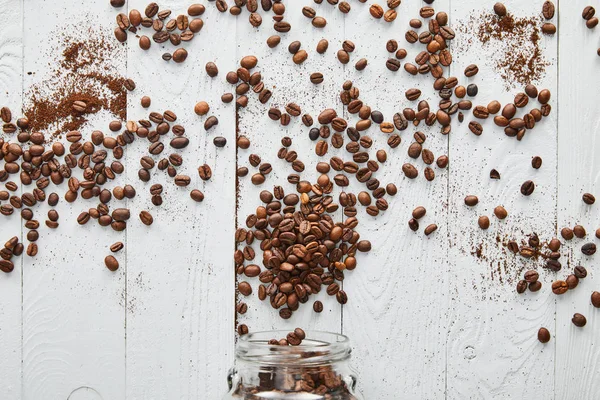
20 1 127 399
341 1 450 398
0 1 23 399
234 3 346 336
556 1 600 398
447 1 557 398
124 1 236 398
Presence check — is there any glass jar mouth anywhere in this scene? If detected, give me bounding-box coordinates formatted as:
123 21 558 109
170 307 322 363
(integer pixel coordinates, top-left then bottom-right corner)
236 330 351 366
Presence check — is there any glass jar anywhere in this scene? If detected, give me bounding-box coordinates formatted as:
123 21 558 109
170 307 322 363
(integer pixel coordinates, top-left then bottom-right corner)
223 330 363 400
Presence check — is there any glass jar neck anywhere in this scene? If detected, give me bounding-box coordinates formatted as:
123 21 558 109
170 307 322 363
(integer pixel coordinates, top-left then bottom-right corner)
229 331 358 398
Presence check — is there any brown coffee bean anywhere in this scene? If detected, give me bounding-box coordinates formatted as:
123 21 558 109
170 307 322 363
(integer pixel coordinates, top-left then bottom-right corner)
524 270 539 283
464 196 479 207
313 301 323 313
173 48 188 63
592 291 600 308
464 64 479 77
582 242 596 255
238 281 252 296
538 327 550 343
521 180 535 196
574 266 587 279
494 206 508 219
566 274 579 290
531 156 542 169
494 3 507 17
552 280 568 295
105 255 119 271
478 215 490 229
541 22 556 34
469 121 483 136
572 313 586 327
198 164 212 181
582 5 596 19
424 224 438 236
583 193 595 204
139 210 153 226
517 280 528 294
574 225 586 238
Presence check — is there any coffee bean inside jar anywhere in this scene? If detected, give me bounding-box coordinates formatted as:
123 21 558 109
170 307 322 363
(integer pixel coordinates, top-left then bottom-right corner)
223 331 363 399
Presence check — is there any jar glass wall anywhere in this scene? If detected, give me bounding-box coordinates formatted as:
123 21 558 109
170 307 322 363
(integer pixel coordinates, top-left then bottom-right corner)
223 331 363 400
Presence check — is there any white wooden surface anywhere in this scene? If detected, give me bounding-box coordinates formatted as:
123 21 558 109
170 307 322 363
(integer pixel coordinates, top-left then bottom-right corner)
1 0 600 399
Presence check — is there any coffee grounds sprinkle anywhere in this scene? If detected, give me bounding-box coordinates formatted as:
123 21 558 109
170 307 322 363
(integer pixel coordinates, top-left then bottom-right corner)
458 12 550 89
24 27 126 138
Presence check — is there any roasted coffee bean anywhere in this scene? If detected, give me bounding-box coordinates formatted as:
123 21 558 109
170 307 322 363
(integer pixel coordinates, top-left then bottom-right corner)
139 210 153 226
583 193 595 204
466 84 478 97
552 280 568 295
592 291 600 308
541 23 556 34
574 266 587 279
542 1 555 19
572 313 587 327
538 327 550 343
469 121 483 136
521 180 535 196
517 280 528 294
494 205 508 219
464 64 479 77
582 242 596 255
464 195 479 206
478 215 490 230
424 224 438 236
105 255 119 271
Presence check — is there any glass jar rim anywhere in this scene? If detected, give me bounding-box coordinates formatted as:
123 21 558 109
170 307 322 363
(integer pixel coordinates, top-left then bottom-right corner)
236 330 351 365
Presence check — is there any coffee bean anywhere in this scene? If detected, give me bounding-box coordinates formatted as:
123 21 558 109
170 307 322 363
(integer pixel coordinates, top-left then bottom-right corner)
105 255 119 271
517 280 528 294
494 2 507 17
139 210 153 226
552 280 568 295
583 193 595 204
412 206 426 219
424 224 438 236
592 291 600 308
528 280 541 292
538 327 550 343
198 164 212 181
469 121 483 136
313 301 324 313
478 216 490 229
572 313 587 327
521 180 535 196
173 48 188 63
574 266 587 279
494 206 507 219
574 225 586 238
464 64 479 77
464 195 479 206
566 274 579 290
582 242 596 255
583 6 596 20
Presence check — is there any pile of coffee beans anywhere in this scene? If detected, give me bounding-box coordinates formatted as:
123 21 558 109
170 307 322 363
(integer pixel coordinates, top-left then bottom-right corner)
111 2 206 62
235 180 371 320
0 84 209 272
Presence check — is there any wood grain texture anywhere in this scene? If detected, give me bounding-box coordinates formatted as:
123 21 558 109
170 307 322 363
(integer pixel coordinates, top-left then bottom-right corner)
341 1 450 398
556 1 600 398
0 0 23 399
124 1 236 398
447 1 557 398
234 0 345 340
20 1 127 399
2 0 599 399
